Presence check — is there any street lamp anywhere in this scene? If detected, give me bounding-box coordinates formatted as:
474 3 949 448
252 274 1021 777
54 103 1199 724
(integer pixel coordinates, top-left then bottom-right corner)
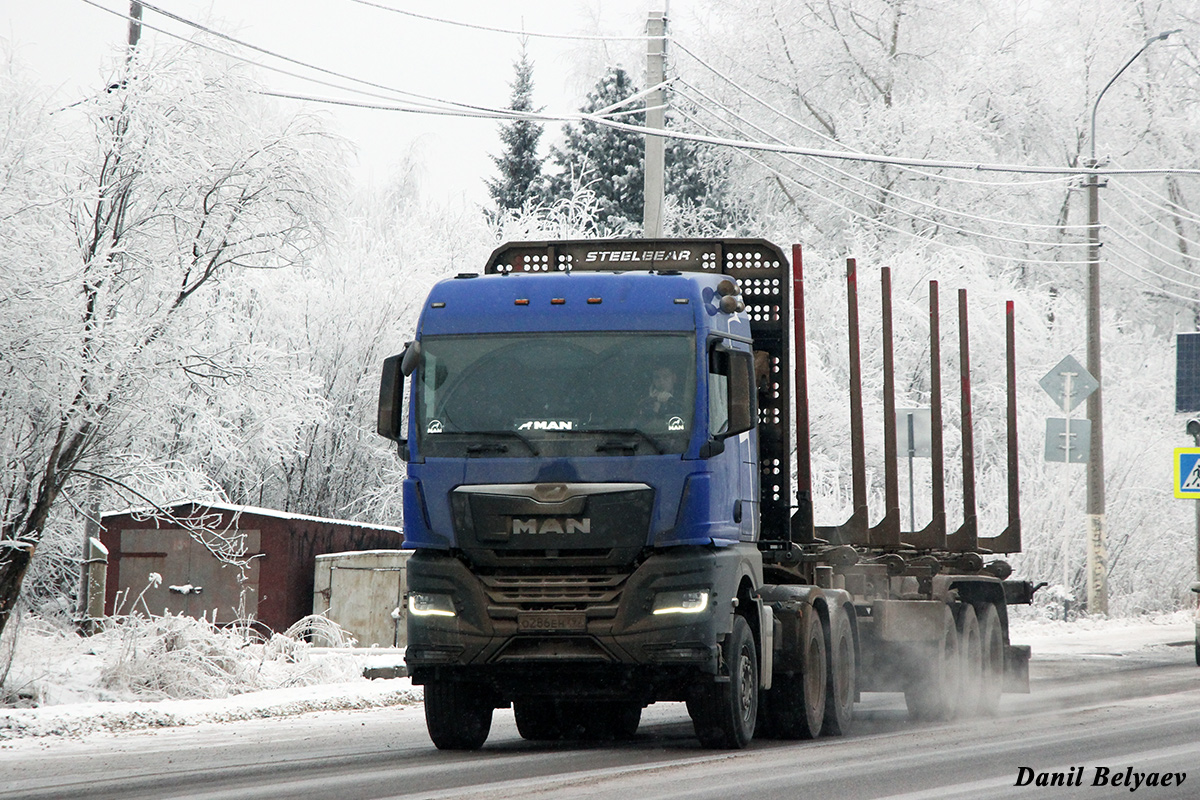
1084 28 1181 616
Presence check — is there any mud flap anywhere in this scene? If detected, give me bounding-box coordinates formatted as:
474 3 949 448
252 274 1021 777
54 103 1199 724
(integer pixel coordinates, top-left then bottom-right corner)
1003 643 1031 693
759 601 774 690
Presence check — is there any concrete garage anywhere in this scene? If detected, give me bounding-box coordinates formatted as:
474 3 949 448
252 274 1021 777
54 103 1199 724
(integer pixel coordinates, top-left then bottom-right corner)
100 502 402 633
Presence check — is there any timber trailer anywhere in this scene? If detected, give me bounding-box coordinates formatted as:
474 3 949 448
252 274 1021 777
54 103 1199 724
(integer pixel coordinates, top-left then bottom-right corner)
377 238 1035 750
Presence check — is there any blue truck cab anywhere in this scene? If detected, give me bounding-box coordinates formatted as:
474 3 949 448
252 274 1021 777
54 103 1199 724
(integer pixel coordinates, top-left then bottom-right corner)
378 239 794 749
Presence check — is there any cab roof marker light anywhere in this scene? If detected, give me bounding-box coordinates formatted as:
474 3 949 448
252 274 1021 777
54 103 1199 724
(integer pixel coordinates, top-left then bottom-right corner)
674 298 689 304
514 298 530 306
551 298 566 305
587 298 603 304
431 302 446 309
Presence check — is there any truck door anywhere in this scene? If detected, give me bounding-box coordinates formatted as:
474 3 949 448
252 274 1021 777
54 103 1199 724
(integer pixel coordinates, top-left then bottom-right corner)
708 342 759 542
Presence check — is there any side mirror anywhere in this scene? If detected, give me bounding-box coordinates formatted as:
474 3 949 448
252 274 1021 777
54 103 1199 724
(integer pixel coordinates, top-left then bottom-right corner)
1190 581 1200 593
726 349 756 437
707 343 757 450
377 351 408 447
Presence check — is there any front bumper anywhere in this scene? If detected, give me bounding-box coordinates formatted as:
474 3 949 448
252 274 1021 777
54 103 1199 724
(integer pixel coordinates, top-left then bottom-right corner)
405 546 755 687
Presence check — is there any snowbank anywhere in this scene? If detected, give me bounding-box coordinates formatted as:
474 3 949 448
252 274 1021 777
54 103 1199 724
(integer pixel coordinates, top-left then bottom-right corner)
0 678 421 742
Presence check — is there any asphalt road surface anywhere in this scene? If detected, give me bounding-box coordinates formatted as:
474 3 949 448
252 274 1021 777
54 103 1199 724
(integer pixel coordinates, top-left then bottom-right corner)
2 644 1197 800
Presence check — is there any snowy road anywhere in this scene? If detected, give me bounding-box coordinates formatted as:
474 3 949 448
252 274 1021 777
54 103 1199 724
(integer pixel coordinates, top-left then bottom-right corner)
2 629 1197 800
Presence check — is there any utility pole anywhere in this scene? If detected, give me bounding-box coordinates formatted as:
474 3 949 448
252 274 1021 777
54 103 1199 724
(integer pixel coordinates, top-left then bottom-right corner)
1083 28 1179 616
80 1 143 628
1084 158 1107 616
128 1 143 54
643 10 666 238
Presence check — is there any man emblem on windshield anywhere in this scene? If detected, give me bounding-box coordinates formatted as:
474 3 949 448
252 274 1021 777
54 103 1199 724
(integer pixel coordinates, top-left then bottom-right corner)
517 420 575 431
668 416 685 431
427 420 444 434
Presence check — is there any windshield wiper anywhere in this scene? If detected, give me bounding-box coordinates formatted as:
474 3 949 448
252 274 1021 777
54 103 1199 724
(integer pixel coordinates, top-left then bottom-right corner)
590 428 666 455
461 430 539 456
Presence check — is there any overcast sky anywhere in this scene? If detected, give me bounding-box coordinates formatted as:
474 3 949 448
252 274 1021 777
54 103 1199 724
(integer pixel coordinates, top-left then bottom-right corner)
2 0 690 204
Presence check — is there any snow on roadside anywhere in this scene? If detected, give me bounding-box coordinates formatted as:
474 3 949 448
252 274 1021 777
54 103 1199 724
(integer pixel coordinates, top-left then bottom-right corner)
0 678 421 743
0 611 1193 744
1010 609 1195 656
0 613 421 743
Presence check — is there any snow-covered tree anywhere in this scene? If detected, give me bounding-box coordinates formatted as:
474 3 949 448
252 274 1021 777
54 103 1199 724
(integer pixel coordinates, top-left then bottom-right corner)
0 42 341 640
486 45 547 214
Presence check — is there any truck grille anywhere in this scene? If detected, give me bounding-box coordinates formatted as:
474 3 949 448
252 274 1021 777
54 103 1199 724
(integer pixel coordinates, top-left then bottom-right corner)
480 572 627 607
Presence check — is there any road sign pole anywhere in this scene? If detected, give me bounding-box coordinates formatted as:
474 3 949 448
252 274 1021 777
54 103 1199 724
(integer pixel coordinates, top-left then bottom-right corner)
907 412 916 533
1062 372 1074 464
1040 356 1104 614
1192 428 1200 589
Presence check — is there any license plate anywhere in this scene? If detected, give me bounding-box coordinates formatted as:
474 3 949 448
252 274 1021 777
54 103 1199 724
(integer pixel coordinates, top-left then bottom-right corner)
517 612 586 632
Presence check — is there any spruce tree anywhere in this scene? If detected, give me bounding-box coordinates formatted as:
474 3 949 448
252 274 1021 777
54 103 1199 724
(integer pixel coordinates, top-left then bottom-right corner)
547 67 727 234
547 67 645 232
486 46 546 212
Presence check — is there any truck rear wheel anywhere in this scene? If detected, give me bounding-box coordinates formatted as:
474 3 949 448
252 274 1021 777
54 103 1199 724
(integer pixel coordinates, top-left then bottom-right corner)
956 605 982 716
823 605 855 736
978 603 1005 715
690 615 758 749
600 701 642 740
424 680 493 750
904 605 961 721
513 699 563 741
560 701 642 740
767 607 826 739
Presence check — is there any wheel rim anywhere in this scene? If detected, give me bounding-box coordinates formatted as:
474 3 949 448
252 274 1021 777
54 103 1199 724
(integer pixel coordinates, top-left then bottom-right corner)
738 644 756 725
834 635 851 705
805 636 823 708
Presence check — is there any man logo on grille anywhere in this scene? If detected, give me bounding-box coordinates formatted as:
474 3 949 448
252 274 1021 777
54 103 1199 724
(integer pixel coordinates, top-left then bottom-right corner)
510 517 591 535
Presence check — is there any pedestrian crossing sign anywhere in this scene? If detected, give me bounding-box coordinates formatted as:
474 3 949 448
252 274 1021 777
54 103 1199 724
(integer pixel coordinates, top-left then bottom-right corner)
1175 448 1200 498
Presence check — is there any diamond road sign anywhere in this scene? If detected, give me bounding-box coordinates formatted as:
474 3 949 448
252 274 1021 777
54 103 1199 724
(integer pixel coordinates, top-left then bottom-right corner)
1175 448 1200 498
1039 355 1099 412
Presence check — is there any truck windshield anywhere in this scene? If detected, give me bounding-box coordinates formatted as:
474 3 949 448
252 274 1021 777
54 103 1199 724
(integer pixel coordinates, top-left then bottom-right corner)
415 332 696 457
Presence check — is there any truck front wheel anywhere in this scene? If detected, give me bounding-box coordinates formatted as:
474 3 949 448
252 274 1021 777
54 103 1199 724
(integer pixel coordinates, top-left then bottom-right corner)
424 680 493 750
690 615 758 749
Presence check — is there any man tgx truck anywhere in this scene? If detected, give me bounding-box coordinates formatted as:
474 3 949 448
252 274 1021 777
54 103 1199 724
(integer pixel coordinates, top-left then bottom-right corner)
377 238 1035 750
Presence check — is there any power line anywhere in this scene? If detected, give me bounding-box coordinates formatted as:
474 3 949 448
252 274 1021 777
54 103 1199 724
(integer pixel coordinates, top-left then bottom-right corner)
672 92 1086 256
82 1 1200 183
672 105 1095 267
1102 192 1200 265
127 1 526 117
670 37 1101 189
1108 158 1200 226
77 0 463 113
1106 250 1200 303
1105 227 1200 284
255 90 572 122
1110 178 1200 233
343 0 663 42
584 107 1200 178
674 80 1092 242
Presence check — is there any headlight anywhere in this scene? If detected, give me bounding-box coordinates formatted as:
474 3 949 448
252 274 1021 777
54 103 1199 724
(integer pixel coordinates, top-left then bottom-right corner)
408 592 456 617
652 589 710 615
